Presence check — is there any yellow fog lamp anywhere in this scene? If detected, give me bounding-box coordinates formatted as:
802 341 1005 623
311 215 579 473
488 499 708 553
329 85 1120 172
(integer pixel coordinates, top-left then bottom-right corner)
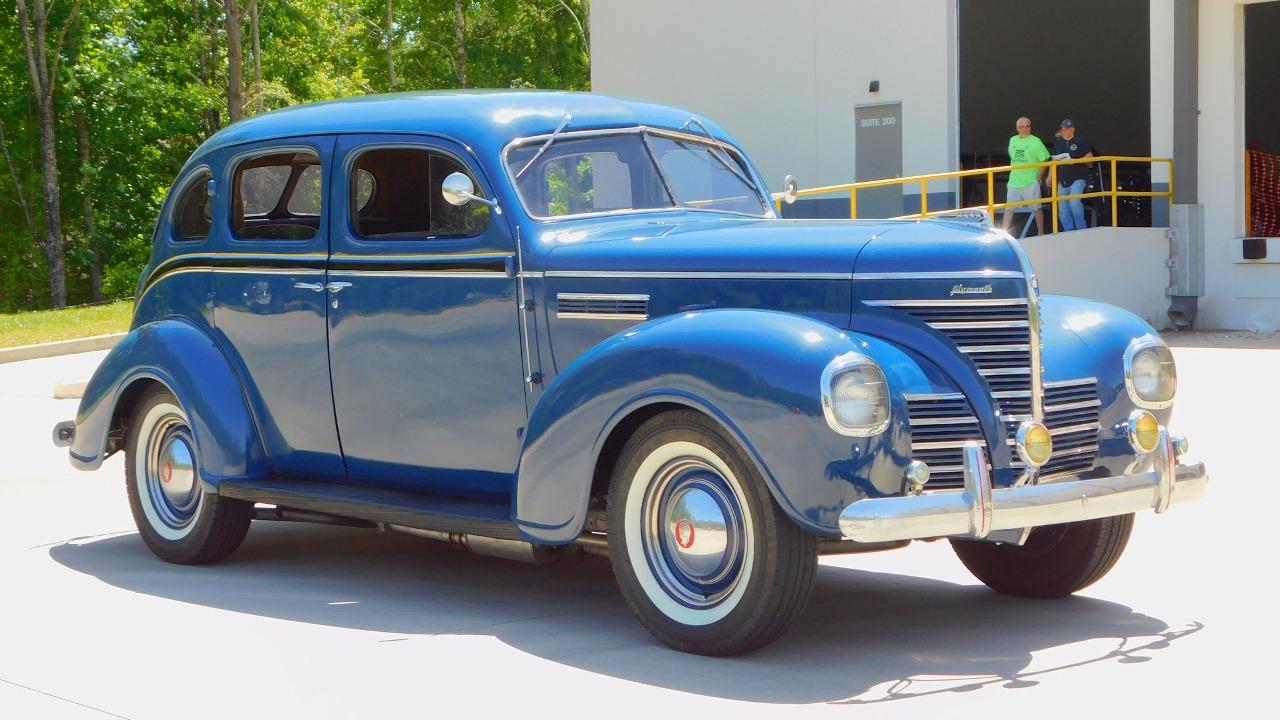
1015 421 1053 468
1127 410 1161 454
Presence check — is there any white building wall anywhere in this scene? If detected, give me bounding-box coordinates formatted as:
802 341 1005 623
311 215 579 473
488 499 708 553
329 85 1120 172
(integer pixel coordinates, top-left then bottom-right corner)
592 0 1277 330
590 0 956 195
1197 0 1280 330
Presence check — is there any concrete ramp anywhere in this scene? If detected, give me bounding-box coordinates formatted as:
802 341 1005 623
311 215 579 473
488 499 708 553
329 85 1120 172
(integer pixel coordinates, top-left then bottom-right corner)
1019 227 1171 330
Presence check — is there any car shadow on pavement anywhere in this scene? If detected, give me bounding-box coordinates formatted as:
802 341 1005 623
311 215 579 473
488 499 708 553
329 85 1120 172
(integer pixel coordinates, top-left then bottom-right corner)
48 521 1200 704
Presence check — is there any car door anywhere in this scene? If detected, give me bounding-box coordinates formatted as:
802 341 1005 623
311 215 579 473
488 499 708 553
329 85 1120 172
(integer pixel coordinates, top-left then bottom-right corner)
325 134 528 499
212 136 346 478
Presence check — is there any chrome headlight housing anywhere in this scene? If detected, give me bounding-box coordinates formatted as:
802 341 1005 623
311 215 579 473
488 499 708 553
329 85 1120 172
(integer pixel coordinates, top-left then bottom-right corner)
821 352 891 436
1124 335 1177 409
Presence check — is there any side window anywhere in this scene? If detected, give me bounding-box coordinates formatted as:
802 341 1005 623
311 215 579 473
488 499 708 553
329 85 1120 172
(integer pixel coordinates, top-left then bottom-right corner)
350 147 489 239
232 150 322 240
172 170 213 241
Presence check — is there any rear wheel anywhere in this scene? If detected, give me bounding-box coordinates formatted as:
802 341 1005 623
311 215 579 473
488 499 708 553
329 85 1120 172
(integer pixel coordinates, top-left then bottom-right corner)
125 387 252 565
949 514 1134 598
607 410 817 656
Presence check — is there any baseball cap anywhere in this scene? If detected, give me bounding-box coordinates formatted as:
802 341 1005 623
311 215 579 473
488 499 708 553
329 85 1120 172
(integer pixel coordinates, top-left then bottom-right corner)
1060 118 1075 128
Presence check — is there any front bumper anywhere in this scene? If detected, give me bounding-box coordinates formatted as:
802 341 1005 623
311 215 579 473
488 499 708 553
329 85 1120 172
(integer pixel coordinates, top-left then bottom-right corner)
839 427 1207 542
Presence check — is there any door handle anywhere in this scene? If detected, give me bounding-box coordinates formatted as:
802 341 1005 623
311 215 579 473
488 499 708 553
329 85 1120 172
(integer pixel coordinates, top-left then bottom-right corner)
293 281 324 292
326 281 353 293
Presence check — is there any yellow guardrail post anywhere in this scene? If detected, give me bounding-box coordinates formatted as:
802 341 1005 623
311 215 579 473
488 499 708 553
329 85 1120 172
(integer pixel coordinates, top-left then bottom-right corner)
1111 159 1119 227
1049 163 1059 233
920 178 928 217
850 187 857 219
986 171 994 218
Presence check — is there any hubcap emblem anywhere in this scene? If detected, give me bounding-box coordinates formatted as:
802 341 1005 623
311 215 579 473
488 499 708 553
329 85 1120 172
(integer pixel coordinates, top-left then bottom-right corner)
161 460 173 483
673 519 696 549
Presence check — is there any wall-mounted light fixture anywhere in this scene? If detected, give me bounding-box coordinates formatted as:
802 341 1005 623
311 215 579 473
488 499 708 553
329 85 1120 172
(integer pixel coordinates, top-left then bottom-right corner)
868 80 880 93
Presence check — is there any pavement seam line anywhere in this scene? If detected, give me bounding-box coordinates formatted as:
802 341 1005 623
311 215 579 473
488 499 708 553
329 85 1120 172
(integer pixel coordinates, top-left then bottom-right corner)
0 676 131 719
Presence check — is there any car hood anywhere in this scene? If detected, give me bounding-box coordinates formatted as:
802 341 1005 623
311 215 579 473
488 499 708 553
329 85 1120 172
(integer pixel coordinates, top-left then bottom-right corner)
539 215 1023 278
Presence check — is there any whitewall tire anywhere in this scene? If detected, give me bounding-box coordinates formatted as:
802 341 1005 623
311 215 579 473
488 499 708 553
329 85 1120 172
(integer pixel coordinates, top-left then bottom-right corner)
125 386 252 564
607 409 817 655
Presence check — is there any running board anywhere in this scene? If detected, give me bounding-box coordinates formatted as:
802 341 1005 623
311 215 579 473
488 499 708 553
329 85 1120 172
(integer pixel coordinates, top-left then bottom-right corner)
219 477 521 540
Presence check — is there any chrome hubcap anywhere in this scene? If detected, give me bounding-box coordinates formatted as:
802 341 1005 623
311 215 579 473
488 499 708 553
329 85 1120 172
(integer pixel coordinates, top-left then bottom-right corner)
146 415 200 528
643 458 746 608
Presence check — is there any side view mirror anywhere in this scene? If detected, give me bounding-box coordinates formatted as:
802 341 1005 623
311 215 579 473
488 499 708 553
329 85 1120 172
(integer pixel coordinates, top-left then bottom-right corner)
441 172 501 214
771 174 798 205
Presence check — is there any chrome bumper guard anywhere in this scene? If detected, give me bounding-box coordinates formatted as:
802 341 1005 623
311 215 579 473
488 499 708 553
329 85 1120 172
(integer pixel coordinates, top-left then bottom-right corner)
839 428 1207 543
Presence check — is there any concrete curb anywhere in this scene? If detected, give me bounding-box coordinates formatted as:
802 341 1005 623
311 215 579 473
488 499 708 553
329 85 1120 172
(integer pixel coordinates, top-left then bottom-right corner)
0 333 124 365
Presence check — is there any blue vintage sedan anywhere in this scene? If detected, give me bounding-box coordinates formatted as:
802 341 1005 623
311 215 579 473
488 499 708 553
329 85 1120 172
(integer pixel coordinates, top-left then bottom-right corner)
54 92 1206 655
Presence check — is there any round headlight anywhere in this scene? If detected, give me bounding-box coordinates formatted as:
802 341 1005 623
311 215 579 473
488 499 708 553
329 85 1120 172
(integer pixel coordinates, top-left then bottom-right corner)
1127 410 1160 454
1124 336 1176 409
1016 421 1053 467
821 352 890 436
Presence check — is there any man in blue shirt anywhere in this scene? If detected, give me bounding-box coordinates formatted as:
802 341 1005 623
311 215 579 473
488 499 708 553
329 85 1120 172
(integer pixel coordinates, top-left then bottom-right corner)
1052 119 1094 231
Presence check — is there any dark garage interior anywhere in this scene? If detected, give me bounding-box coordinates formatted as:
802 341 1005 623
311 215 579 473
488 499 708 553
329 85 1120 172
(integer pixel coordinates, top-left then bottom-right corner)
958 0 1152 230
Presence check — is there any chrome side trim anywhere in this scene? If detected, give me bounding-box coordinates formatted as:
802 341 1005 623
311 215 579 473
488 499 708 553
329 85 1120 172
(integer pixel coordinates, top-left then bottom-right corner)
839 427 1207 543
212 267 326 276
544 270 853 280
851 271 1026 280
554 312 647 320
327 269 510 279
863 298 1028 307
556 292 650 302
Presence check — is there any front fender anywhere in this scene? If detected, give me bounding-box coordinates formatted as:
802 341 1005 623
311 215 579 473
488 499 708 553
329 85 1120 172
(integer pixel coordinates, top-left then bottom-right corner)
1041 295 1171 476
69 318 266 487
513 309 913 544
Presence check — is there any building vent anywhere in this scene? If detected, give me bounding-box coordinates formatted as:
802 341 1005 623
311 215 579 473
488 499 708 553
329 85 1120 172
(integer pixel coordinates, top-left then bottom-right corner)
556 293 649 319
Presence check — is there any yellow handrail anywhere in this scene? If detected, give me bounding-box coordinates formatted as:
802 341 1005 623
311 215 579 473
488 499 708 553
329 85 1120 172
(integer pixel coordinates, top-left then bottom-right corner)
775 155 1174 234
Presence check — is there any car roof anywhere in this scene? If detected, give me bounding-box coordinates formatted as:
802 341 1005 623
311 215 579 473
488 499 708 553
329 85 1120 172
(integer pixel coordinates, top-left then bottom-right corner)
191 90 731 159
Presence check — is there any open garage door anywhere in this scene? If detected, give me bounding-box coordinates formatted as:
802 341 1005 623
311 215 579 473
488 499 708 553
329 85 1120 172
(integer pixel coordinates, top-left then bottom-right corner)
958 0 1151 233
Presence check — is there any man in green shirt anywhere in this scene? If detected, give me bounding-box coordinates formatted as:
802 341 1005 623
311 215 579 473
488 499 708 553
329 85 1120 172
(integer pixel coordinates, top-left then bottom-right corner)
1004 116 1050 235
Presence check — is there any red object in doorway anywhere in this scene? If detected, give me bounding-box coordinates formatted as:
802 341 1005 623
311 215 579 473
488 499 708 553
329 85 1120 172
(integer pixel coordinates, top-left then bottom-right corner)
1246 150 1280 236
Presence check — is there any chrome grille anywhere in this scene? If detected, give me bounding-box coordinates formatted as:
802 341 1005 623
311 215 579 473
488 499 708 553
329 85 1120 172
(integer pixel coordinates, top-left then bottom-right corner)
906 378 1101 490
866 298 1033 417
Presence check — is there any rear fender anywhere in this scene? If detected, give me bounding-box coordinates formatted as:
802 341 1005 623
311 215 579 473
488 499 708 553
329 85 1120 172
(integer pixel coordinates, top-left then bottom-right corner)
513 309 912 544
69 318 266 488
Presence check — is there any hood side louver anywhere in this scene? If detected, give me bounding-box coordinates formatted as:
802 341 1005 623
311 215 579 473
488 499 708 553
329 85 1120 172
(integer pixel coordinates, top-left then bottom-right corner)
557 293 649 320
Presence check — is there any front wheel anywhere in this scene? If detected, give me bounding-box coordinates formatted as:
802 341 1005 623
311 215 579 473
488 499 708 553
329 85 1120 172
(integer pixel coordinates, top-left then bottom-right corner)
125 387 253 565
607 410 817 656
949 514 1134 598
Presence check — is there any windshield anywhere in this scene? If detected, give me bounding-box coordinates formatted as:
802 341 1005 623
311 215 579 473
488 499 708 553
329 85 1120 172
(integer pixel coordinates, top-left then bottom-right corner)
504 130 768 219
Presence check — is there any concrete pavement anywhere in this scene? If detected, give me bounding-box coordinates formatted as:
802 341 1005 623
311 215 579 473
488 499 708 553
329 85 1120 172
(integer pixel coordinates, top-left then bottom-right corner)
0 345 1274 718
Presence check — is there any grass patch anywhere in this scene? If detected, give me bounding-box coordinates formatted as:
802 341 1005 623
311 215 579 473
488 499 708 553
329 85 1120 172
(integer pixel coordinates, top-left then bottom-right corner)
0 300 133 349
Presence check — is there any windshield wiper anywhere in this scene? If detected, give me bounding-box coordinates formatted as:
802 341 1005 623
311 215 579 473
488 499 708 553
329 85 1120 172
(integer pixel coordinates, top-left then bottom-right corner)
679 117 759 194
515 113 573 179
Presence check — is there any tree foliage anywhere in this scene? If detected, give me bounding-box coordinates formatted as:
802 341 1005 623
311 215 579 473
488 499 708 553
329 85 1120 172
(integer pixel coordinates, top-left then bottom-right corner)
0 0 590 311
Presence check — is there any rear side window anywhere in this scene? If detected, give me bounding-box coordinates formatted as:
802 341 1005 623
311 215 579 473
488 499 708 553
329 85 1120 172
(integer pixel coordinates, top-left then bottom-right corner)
172 170 213 241
232 150 322 240
350 147 489 239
